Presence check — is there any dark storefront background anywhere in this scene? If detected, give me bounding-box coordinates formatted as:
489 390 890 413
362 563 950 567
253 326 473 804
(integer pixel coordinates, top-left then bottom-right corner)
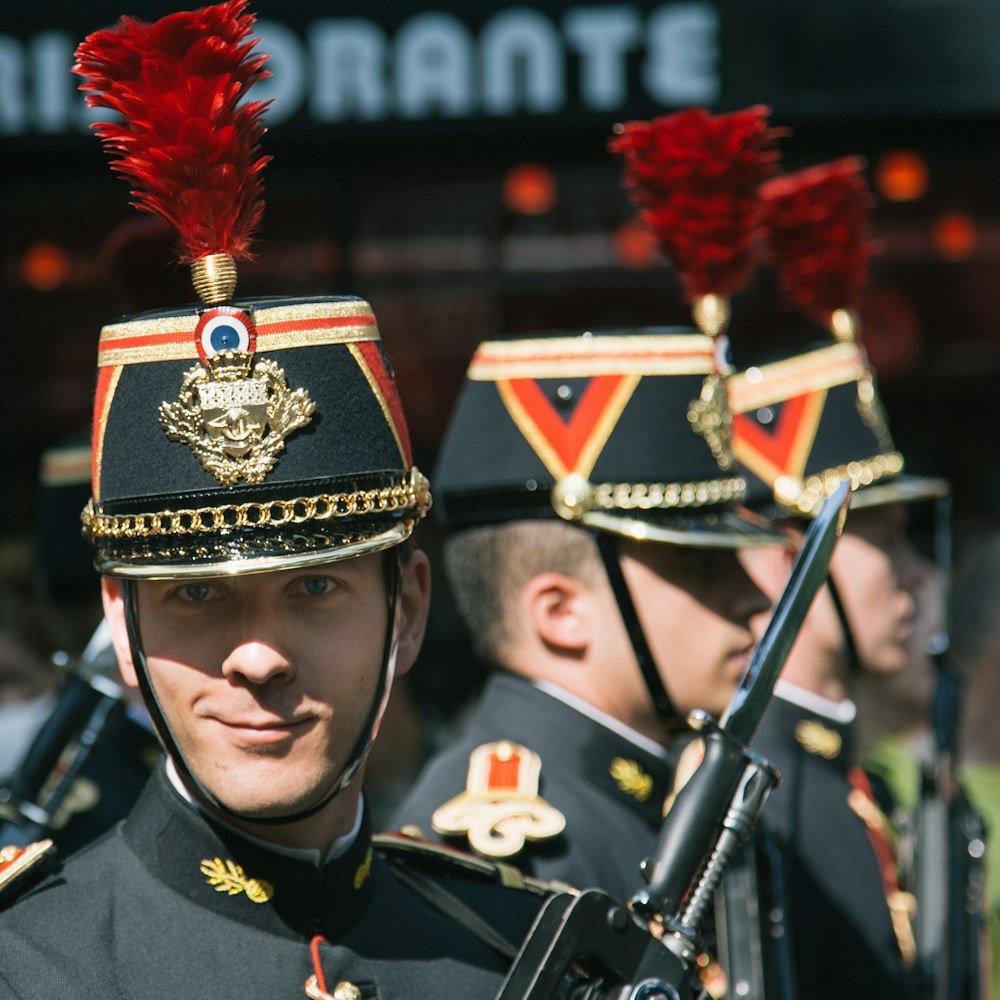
3 0 1000 593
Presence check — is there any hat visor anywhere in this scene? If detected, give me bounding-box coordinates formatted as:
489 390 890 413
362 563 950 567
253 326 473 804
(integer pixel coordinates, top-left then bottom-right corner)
848 474 950 511
581 506 792 549
96 522 413 580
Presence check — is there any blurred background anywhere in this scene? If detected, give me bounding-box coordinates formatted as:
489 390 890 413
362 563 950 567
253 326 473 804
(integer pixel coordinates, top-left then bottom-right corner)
2 0 1000 718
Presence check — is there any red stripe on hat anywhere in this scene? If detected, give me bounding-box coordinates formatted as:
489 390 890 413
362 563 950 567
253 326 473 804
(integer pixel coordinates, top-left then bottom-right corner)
505 375 627 474
356 340 412 466
732 391 820 477
92 365 117 492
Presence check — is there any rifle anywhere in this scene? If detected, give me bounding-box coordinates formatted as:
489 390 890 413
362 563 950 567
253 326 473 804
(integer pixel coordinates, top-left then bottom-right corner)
0 623 154 849
912 656 988 1000
496 480 851 1000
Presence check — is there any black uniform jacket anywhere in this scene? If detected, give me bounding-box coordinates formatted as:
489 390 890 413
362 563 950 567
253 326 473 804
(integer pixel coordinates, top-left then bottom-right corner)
392 673 678 904
751 691 909 1000
0 762 555 999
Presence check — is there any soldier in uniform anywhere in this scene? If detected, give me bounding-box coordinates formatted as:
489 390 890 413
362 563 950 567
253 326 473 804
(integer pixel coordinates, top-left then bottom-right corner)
390 327 783 905
391 106 789 915
723 155 953 1000
0 4 558 997
728 269 949 1000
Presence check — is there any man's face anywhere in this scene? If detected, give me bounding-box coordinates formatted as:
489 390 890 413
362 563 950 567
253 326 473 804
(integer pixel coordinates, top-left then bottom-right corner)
103 552 428 824
829 502 927 675
618 543 771 722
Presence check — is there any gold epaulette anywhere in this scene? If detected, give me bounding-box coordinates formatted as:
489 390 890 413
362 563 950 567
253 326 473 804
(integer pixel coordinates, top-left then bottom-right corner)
0 840 55 907
373 831 572 897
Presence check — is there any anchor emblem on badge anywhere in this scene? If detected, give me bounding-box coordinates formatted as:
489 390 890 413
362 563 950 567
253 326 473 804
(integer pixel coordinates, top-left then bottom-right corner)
158 307 316 486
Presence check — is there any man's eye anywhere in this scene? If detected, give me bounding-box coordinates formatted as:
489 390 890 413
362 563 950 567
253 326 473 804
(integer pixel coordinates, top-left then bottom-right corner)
179 583 214 603
302 576 333 596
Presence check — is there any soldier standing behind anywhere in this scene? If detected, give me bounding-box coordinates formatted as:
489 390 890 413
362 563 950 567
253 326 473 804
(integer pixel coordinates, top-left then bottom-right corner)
0 5 559 997
729 157 949 1000
392 107 789 913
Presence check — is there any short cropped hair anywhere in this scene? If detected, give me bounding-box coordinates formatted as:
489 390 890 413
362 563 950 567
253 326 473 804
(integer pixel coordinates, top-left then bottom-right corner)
443 520 604 665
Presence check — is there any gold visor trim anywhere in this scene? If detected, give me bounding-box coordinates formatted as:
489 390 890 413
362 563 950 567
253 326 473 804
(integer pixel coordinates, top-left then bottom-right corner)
82 470 431 542
779 452 905 515
729 342 867 413
468 334 715 381
551 472 746 521
592 476 746 511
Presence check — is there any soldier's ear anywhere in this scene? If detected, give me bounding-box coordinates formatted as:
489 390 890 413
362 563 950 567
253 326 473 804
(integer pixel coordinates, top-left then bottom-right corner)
100 577 138 687
393 549 431 677
522 572 593 655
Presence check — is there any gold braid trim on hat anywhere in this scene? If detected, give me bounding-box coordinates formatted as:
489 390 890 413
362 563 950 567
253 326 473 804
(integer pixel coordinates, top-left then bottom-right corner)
82 470 431 542
552 473 745 521
778 452 904 516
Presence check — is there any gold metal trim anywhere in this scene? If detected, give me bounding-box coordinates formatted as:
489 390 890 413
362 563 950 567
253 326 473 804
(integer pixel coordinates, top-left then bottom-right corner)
779 452 905 515
729 342 868 413
83 469 431 542
97 300 381 367
191 253 238 305
591 476 746 512
468 334 716 381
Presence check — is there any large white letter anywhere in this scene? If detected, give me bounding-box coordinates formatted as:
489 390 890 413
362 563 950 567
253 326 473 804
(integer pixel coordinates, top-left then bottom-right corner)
396 13 473 118
32 33 76 133
481 8 563 115
0 37 26 135
253 20 305 125
309 19 387 121
643 3 719 105
563 6 640 110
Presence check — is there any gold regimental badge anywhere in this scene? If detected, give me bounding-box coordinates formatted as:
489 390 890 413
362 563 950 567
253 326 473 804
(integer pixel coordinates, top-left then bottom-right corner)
794 719 842 760
432 741 566 859
609 757 653 802
0 839 54 898
200 856 274 904
159 308 315 486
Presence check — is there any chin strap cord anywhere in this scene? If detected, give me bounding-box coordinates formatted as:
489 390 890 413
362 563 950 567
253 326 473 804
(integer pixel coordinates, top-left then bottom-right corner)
120 549 403 826
594 531 681 724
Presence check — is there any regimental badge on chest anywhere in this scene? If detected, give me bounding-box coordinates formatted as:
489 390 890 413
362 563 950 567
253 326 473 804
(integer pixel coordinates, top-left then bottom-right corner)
159 307 316 485
431 740 566 859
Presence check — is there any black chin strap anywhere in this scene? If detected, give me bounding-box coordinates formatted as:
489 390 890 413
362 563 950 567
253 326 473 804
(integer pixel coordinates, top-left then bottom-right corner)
594 531 681 726
825 572 862 676
120 550 403 826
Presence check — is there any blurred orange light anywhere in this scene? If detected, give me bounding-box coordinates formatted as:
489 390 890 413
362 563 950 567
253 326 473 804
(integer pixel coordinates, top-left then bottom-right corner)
613 221 659 269
21 242 69 291
875 150 928 202
932 212 977 261
503 163 557 215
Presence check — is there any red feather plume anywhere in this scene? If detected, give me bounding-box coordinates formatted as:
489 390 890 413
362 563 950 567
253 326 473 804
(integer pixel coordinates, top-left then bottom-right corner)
73 0 271 264
609 106 783 301
761 156 876 325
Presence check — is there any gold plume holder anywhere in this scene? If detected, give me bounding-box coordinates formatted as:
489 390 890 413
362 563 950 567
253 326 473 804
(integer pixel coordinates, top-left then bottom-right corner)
830 308 858 343
691 293 731 339
191 252 238 305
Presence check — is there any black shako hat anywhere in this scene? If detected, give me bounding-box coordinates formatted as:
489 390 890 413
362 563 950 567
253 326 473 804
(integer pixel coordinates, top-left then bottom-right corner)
729 339 948 518
434 328 783 549
84 296 429 578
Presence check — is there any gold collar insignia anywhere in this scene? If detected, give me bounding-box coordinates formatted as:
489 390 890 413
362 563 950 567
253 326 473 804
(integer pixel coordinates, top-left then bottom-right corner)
200 856 274 904
794 719 842 759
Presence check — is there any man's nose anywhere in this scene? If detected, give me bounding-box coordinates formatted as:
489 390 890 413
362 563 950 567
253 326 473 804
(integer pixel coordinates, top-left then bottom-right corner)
220 606 295 687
